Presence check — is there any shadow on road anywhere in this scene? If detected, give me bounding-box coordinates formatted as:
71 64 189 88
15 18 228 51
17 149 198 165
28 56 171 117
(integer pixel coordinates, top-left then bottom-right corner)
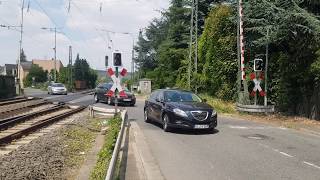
146 121 220 135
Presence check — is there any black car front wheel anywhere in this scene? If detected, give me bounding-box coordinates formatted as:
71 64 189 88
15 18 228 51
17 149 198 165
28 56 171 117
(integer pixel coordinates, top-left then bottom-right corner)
144 109 151 123
162 114 171 132
94 94 99 103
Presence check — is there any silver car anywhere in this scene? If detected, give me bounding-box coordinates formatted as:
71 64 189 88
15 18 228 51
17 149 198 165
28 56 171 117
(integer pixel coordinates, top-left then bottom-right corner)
48 83 68 95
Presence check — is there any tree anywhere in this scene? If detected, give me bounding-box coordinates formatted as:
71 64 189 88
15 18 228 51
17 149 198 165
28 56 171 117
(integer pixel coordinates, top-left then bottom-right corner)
73 53 97 88
197 5 237 99
20 49 27 62
24 64 47 87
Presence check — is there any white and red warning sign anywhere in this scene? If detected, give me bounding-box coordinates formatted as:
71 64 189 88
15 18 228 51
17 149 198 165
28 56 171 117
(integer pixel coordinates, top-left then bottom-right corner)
105 68 128 98
250 72 265 97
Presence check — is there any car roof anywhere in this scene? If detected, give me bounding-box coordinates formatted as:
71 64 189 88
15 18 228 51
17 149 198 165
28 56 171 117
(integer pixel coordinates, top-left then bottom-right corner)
155 89 192 93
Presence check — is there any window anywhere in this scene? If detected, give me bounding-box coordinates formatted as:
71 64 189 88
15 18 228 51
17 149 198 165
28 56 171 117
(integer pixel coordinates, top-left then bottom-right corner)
52 83 64 87
150 91 159 100
164 91 202 102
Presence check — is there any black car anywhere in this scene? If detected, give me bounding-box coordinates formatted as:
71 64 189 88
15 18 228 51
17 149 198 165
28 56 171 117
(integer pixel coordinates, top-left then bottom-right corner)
94 83 113 104
94 83 136 106
144 89 217 132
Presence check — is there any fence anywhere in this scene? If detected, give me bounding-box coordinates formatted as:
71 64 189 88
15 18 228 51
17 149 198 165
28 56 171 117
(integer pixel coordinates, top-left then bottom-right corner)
0 76 16 99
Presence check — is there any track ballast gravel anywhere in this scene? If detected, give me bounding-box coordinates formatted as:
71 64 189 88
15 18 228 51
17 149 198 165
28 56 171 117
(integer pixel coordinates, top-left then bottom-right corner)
0 111 88 180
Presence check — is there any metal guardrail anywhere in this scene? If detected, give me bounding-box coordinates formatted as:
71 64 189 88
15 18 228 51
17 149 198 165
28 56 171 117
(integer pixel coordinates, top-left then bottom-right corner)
105 110 128 180
236 103 275 113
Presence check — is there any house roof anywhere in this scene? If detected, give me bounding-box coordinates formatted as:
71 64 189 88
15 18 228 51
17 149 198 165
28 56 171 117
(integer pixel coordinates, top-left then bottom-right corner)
20 62 32 70
4 64 17 70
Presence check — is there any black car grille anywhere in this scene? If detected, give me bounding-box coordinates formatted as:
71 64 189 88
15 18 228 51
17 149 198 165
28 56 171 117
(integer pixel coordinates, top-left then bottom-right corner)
191 111 208 121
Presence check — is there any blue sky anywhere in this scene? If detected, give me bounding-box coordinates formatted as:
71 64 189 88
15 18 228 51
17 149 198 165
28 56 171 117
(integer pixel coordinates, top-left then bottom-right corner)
0 0 169 71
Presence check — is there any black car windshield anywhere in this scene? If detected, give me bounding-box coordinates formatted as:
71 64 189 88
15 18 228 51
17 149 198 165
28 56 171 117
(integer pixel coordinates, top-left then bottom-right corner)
164 91 202 102
52 83 64 87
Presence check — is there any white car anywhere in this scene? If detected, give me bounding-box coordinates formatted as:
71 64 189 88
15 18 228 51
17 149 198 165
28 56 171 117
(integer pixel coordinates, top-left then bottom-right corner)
48 83 68 95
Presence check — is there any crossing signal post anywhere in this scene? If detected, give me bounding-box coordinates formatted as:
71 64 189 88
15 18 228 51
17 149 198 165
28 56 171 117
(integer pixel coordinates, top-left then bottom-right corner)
113 52 123 114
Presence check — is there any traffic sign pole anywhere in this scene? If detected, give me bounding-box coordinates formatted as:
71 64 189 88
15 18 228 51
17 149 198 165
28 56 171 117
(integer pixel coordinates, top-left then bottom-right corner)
115 67 119 114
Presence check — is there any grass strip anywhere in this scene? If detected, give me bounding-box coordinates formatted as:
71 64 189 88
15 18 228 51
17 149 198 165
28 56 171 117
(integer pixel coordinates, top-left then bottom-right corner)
200 94 237 114
90 115 122 180
63 117 101 169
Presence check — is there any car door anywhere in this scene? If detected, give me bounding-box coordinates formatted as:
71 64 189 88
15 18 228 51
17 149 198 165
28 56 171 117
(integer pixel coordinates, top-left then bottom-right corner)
147 91 159 120
102 83 112 101
96 84 104 99
153 91 164 122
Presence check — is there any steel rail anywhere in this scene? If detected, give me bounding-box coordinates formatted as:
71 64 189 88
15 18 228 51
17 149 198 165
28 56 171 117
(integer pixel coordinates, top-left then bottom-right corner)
0 106 86 145
0 104 64 130
0 96 25 102
0 98 35 106
0 100 49 115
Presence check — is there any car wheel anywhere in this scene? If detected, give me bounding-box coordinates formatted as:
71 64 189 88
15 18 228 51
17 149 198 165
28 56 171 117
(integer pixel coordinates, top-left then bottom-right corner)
94 94 99 103
162 114 171 132
144 109 151 123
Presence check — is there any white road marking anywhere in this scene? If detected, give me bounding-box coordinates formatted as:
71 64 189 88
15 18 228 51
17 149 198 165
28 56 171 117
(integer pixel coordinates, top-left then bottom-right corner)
279 151 294 158
229 126 249 129
303 161 320 170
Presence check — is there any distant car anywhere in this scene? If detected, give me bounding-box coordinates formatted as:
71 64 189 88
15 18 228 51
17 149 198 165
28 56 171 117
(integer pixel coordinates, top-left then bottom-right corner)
144 89 217 132
48 83 67 95
94 83 113 103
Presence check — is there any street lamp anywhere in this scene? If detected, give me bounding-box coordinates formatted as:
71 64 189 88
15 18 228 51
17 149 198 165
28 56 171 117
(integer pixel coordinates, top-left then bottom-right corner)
41 27 57 82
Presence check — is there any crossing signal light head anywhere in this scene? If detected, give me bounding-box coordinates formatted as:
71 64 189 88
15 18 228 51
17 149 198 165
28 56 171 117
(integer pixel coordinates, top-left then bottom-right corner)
254 58 264 72
105 56 108 67
113 52 122 67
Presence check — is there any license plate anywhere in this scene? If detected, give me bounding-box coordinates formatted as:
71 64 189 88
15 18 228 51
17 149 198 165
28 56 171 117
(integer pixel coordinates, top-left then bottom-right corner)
123 99 131 102
194 125 209 129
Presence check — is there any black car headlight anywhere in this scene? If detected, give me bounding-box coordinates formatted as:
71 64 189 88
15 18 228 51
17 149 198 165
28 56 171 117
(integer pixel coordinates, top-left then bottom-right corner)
173 108 188 118
211 110 217 117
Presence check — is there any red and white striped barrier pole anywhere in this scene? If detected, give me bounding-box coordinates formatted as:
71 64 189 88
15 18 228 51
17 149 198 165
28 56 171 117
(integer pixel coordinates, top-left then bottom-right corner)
239 0 245 80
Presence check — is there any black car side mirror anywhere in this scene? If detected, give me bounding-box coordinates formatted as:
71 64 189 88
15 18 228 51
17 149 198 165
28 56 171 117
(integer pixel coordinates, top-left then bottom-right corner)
202 98 207 103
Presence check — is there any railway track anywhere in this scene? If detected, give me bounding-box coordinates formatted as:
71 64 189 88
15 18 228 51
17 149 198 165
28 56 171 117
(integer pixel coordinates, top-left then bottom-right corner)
0 104 86 146
0 99 49 119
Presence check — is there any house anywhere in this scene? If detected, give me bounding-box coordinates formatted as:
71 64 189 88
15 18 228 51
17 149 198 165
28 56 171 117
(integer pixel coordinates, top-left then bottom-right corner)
19 61 32 88
139 78 152 94
0 66 4 75
32 59 64 73
0 64 17 76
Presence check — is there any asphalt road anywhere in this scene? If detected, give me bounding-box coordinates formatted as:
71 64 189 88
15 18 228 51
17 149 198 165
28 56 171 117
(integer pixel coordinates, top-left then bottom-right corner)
126 99 320 180
24 88 95 106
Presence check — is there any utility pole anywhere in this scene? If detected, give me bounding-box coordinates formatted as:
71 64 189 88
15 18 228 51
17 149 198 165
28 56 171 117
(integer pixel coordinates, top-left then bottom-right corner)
131 36 135 84
18 0 25 95
264 28 269 107
54 27 57 82
188 0 198 92
68 45 73 91
41 27 58 82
